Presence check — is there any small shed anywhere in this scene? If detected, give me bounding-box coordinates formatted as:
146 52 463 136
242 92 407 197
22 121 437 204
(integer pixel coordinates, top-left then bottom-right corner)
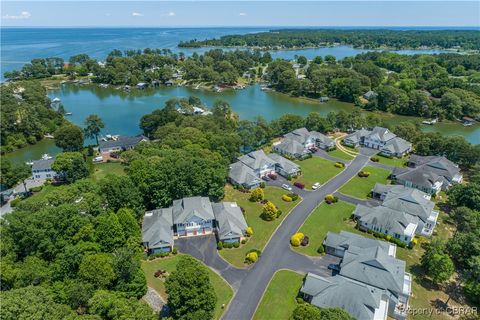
137 82 148 90
319 96 329 103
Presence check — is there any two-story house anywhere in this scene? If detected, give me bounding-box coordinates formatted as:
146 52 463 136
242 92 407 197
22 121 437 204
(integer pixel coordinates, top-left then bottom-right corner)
343 127 412 157
31 158 57 180
272 127 335 158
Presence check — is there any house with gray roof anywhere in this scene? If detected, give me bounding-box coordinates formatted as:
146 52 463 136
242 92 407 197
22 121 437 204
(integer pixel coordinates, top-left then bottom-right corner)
343 127 411 157
391 155 462 194
31 158 57 180
323 231 396 258
273 128 335 159
301 273 389 320
212 202 248 243
142 208 174 253
339 246 411 319
142 197 249 253
229 150 300 189
363 90 378 100
302 232 411 320
98 135 148 154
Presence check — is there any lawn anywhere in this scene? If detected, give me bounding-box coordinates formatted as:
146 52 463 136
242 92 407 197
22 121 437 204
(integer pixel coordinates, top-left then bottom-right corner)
253 270 304 320
141 255 233 320
92 162 126 180
338 165 391 199
374 154 408 168
326 148 354 160
293 157 344 190
220 185 299 267
294 201 356 256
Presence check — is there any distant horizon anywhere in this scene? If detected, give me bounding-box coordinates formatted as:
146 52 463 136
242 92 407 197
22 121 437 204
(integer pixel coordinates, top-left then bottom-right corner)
2 25 480 29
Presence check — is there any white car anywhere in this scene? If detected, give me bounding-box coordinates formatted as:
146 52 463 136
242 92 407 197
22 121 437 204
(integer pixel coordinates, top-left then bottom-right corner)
312 182 321 190
282 184 292 191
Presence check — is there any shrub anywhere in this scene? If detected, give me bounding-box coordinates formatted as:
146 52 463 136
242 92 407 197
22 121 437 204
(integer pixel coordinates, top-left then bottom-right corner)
358 171 371 177
246 227 253 236
217 242 223 250
335 162 345 168
282 194 293 202
294 181 305 189
290 232 305 247
246 252 258 263
223 242 233 249
241 239 247 244
276 209 283 218
317 245 325 254
10 198 21 207
29 186 43 192
149 251 170 259
301 236 309 246
259 182 266 188
261 201 278 221
288 193 299 201
172 248 178 255
325 194 338 204
249 187 265 202
370 157 379 162
233 242 240 248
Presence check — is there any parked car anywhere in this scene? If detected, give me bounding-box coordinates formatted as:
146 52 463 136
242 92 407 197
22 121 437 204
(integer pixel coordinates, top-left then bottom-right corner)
309 147 318 152
262 175 270 181
282 184 292 191
328 264 341 271
312 182 321 190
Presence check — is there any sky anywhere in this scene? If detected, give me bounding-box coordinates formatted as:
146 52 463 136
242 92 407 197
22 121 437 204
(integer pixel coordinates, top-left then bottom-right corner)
1 1 479 27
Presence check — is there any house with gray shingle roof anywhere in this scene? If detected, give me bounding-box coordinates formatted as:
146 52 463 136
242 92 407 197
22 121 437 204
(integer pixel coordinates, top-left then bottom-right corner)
273 127 334 158
323 231 396 257
343 128 371 147
302 232 411 320
343 127 412 157
142 197 249 253
363 90 378 100
380 137 412 158
31 158 57 180
391 155 462 194
301 273 390 320
229 150 300 189
98 135 148 154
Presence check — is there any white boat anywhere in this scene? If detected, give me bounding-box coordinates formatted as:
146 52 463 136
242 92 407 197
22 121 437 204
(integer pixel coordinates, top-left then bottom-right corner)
65 112 73 116
41 153 53 160
25 161 34 166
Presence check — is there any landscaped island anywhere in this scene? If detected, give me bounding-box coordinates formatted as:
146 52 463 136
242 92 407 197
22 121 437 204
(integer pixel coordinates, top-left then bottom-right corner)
178 29 480 50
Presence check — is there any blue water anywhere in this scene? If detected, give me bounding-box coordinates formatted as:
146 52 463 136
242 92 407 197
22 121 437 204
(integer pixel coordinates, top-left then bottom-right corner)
1 27 452 79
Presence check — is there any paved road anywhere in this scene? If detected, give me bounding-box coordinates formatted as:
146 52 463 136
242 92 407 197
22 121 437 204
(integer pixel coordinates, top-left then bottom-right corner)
313 149 352 164
334 192 382 207
221 153 370 320
0 178 45 217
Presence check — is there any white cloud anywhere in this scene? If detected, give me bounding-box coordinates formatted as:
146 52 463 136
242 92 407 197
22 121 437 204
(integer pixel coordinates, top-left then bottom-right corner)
2 11 31 20
132 12 143 17
161 12 176 17
239 12 247 16
167 12 176 16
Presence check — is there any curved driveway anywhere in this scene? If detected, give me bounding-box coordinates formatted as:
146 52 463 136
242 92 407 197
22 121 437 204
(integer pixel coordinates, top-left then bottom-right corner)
176 153 370 320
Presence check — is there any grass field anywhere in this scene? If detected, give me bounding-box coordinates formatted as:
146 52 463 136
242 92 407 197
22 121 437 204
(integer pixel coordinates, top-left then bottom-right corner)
375 155 408 168
294 201 356 256
326 148 354 160
253 270 304 320
92 162 126 180
293 157 344 190
141 255 233 320
338 165 391 199
220 185 299 267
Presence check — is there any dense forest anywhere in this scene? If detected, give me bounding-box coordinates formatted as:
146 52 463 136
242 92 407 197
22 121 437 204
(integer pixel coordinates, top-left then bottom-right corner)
179 29 480 50
0 81 65 153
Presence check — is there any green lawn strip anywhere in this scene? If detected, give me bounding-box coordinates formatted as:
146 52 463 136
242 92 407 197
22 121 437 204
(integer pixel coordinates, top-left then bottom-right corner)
141 254 233 320
92 162 126 180
338 165 391 199
326 148 354 160
293 157 344 190
375 154 408 168
253 270 304 320
220 185 298 267
294 201 356 256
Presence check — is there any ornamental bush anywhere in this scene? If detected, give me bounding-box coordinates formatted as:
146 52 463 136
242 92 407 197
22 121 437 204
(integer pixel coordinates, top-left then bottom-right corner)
233 242 240 248
358 171 371 177
245 227 253 236
335 162 345 168
249 188 264 202
246 252 258 263
325 194 335 204
290 232 305 247
289 193 299 201
261 201 278 221
282 194 293 202
317 245 325 254
217 242 223 250
172 248 178 255
370 157 380 162
259 182 266 188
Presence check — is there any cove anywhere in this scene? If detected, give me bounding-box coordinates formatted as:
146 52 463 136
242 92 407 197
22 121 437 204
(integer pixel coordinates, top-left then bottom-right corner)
5 84 478 164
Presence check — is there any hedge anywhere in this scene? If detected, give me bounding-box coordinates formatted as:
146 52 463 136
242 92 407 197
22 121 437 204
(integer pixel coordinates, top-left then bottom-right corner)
10 198 21 207
282 194 293 202
335 162 345 168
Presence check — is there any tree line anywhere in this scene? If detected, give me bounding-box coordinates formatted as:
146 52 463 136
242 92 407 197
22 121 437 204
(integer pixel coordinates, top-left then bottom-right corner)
179 29 480 50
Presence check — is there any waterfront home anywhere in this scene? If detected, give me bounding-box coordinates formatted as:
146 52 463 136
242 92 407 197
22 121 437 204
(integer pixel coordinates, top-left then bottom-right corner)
355 183 438 239
462 116 474 126
272 127 334 158
98 135 148 155
31 158 57 180
228 150 300 189
141 197 248 253
302 232 411 320
319 96 329 102
343 127 412 157
391 155 462 194
136 82 148 89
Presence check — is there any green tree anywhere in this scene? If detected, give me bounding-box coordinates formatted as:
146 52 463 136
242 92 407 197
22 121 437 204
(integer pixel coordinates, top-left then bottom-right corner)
94 211 125 252
261 201 278 221
79 253 116 288
297 55 308 66
0 160 31 189
116 208 141 241
88 290 157 320
165 256 217 320
249 188 264 202
54 124 84 151
84 114 105 145
426 253 455 285
52 152 89 183
99 175 144 218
